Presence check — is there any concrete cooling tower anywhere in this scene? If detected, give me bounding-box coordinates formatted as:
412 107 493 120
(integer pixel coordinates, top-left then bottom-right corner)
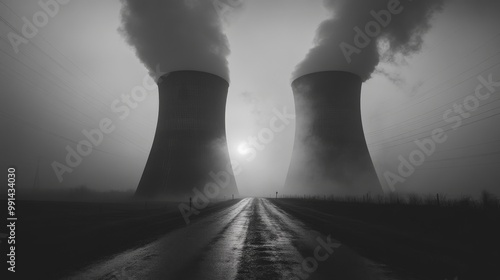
286 71 381 195
136 71 238 199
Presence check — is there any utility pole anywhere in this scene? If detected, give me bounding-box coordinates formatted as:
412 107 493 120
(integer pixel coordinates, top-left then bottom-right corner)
33 157 40 190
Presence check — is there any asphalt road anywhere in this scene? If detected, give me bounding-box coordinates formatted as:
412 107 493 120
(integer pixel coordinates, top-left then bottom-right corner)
68 198 395 280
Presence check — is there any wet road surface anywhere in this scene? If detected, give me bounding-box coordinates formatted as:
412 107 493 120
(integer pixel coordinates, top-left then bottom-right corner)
68 198 395 280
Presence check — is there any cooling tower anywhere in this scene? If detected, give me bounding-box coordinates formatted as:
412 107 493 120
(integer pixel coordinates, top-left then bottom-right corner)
136 71 238 199
286 71 381 195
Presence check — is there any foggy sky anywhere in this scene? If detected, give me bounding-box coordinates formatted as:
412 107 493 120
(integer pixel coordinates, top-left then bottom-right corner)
0 0 499 199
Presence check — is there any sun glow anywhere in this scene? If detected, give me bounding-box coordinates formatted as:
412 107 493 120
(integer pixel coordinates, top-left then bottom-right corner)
237 142 250 155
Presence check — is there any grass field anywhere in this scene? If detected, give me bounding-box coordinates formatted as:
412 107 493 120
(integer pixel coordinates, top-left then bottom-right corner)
271 196 500 280
3 192 498 279
1 198 241 279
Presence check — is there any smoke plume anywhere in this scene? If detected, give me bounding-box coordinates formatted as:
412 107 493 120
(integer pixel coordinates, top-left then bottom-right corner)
119 0 231 81
294 0 445 81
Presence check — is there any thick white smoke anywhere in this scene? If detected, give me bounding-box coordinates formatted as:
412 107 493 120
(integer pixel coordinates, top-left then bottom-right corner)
119 0 231 81
294 0 445 81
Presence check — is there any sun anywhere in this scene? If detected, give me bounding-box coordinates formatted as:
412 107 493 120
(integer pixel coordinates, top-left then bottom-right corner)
237 142 249 155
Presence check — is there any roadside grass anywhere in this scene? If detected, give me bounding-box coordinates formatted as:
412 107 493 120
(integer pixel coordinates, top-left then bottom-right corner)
2 198 241 279
270 192 500 280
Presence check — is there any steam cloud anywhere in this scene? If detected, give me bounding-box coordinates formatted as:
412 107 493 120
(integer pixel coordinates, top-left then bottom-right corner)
119 0 231 81
294 0 445 81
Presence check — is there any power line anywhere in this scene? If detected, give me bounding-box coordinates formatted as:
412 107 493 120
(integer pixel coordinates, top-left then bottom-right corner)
0 1 160 150
0 35 153 153
0 1 157 129
0 11 156 148
366 58 500 147
0 1 117 104
367 53 500 137
417 161 500 171
0 111 129 158
433 139 500 155
368 97 500 147
369 33 500 121
0 47 150 154
370 109 500 151
426 150 500 163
